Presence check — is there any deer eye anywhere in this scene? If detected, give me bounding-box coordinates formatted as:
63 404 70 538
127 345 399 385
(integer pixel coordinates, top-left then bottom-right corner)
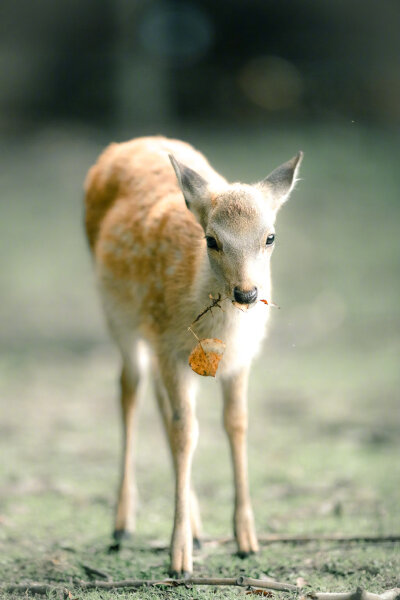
206 236 219 250
266 234 275 246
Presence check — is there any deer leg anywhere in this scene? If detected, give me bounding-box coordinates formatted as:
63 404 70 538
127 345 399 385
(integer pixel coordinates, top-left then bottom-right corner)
113 359 140 542
153 360 202 548
158 359 198 576
222 367 259 556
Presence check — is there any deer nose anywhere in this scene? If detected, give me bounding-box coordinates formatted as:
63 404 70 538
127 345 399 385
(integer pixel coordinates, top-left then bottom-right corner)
233 286 258 304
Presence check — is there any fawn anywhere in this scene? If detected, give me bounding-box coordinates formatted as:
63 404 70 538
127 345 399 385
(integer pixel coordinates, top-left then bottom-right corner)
84 136 302 576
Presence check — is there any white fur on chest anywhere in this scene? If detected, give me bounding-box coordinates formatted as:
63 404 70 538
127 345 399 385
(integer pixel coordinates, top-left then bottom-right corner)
194 300 270 377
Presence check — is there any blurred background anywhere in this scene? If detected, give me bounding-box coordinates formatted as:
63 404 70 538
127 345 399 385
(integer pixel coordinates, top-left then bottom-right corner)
0 0 399 570
1 0 400 132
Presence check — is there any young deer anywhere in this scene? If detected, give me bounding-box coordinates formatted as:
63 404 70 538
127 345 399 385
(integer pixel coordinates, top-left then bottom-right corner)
84 136 302 576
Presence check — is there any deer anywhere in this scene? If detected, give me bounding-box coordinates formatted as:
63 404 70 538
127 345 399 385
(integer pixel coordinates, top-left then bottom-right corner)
84 136 303 577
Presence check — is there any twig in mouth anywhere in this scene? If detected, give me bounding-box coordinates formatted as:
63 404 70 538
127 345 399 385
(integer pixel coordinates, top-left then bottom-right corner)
191 293 226 327
187 326 205 355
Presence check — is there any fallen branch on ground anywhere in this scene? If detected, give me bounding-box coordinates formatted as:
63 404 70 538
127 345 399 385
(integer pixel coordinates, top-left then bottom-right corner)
80 562 110 580
1 576 295 596
303 589 400 600
147 533 400 551
3 577 399 600
2 583 67 596
74 575 297 592
249 534 400 545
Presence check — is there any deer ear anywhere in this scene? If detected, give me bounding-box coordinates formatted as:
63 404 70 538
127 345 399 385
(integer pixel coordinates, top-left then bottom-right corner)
169 154 210 228
258 151 303 211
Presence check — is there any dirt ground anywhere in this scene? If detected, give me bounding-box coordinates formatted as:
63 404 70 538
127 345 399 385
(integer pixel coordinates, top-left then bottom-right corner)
0 123 399 598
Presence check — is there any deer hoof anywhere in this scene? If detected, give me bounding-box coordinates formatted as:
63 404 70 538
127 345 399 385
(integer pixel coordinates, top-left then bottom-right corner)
169 570 192 580
193 537 202 550
113 529 132 542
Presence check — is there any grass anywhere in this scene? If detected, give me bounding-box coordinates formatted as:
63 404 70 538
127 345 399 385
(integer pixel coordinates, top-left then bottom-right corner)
0 121 399 598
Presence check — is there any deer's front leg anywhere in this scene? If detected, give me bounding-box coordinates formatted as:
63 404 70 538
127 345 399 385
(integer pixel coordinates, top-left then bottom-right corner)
153 360 202 546
222 367 259 556
160 361 198 577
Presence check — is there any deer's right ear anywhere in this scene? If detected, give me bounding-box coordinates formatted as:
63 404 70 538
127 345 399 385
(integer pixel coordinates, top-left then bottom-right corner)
169 154 210 228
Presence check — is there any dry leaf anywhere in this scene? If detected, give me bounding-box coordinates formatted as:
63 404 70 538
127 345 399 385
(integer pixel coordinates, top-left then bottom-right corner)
232 299 280 311
260 299 280 309
188 338 226 377
246 590 274 597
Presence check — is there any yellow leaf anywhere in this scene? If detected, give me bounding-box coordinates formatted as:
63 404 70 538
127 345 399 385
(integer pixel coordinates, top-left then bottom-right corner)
188 338 226 377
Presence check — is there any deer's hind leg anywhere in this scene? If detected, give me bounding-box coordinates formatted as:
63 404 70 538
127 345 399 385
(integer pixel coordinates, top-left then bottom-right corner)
113 340 143 543
152 359 202 549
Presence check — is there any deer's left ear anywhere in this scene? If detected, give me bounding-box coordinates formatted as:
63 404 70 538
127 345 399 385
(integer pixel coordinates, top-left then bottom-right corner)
258 151 303 211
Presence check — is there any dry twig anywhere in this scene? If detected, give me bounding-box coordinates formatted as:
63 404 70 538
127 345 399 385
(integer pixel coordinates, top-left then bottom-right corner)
3 578 399 600
304 588 400 600
80 562 110 580
190 293 225 327
257 533 400 545
3 583 68 596
146 533 400 552
74 575 298 591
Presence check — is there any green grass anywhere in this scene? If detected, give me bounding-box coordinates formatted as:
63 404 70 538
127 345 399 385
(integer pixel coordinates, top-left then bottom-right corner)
0 122 399 598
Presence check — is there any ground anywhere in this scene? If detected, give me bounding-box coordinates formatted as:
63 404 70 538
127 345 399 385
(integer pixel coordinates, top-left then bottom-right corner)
0 122 399 598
